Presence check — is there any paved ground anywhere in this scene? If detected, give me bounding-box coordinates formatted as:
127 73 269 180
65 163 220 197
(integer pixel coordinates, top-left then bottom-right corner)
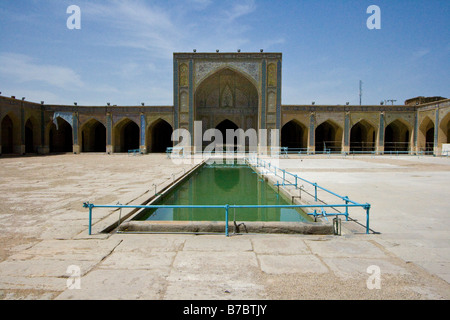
0 153 449 300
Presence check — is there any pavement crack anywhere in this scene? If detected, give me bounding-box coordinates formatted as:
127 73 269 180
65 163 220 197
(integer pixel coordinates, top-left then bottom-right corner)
82 239 124 277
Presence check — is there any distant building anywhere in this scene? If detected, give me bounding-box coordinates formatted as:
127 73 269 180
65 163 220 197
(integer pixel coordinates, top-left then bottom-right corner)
405 96 447 106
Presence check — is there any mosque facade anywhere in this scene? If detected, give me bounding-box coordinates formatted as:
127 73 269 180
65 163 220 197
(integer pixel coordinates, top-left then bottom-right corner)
1 52 449 156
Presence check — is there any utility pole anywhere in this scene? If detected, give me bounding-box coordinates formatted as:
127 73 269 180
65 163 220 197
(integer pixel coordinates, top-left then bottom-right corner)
359 80 363 106
386 99 397 105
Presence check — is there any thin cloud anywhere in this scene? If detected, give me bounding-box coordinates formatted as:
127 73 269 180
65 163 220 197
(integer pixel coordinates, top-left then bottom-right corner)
188 0 213 10
411 48 431 60
188 0 257 52
83 0 180 56
0 53 84 89
225 0 256 22
81 0 258 55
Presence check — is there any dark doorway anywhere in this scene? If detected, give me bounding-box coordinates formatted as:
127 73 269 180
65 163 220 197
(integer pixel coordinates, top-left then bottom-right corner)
425 127 434 153
315 121 342 153
281 120 307 150
1 115 14 154
50 118 73 153
447 121 450 143
25 119 34 154
82 120 106 152
216 119 239 151
384 120 410 152
148 119 173 153
122 121 140 152
350 121 376 153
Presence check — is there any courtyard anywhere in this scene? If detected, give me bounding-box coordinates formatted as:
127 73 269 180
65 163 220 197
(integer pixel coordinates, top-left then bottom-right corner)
0 153 449 300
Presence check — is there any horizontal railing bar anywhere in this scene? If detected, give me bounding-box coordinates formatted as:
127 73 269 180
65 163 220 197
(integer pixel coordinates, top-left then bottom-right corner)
83 203 369 209
85 157 372 236
251 157 364 205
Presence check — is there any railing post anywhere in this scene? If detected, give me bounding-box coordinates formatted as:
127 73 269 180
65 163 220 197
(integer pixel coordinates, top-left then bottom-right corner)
225 204 229 237
365 204 371 234
83 202 94 236
314 183 318 201
282 169 285 186
344 196 349 221
88 204 93 235
295 175 298 189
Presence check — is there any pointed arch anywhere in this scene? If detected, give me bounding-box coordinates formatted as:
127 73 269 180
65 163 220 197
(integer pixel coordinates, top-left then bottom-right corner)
438 111 450 145
196 65 259 92
80 119 106 152
146 118 173 153
24 116 39 154
113 118 139 153
1 112 20 154
215 119 239 151
195 67 258 135
315 119 343 153
48 117 73 153
350 119 376 153
418 116 435 153
1 114 14 154
384 119 411 152
281 119 308 150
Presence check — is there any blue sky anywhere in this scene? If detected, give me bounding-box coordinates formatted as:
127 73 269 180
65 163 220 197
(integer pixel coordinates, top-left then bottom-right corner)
0 0 448 106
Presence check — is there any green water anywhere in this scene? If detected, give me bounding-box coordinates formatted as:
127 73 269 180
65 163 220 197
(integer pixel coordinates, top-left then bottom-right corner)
135 163 311 222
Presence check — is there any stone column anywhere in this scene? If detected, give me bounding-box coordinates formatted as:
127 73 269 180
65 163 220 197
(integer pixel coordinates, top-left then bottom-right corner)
342 111 350 154
434 107 440 156
140 113 147 154
308 112 316 154
18 103 25 155
258 60 268 155
412 110 418 155
188 59 195 154
38 104 49 154
376 112 385 154
72 112 80 154
106 112 113 154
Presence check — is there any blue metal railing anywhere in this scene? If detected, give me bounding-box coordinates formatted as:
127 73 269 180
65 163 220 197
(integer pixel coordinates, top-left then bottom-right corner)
83 202 371 236
83 156 372 236
247 157 371 230
128 149 142 156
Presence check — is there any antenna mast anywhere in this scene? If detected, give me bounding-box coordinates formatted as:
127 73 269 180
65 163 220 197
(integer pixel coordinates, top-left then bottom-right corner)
359 80 363 106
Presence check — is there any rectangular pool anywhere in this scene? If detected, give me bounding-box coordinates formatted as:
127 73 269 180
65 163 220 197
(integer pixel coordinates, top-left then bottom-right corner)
134 161 311 223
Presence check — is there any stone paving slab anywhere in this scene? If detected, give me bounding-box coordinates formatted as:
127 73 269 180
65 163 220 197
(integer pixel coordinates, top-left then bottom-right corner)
1 154 450 300
250 236 313 254
258 254 328 274
0 275 66 292
6 239 122 261
182 235 253 252
98 251 176 271
0 258 97 278
169 251 259 282
321 257 410 280
55 269 167 300
305 239 387 259
111 234 187 252
163 279 267 300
